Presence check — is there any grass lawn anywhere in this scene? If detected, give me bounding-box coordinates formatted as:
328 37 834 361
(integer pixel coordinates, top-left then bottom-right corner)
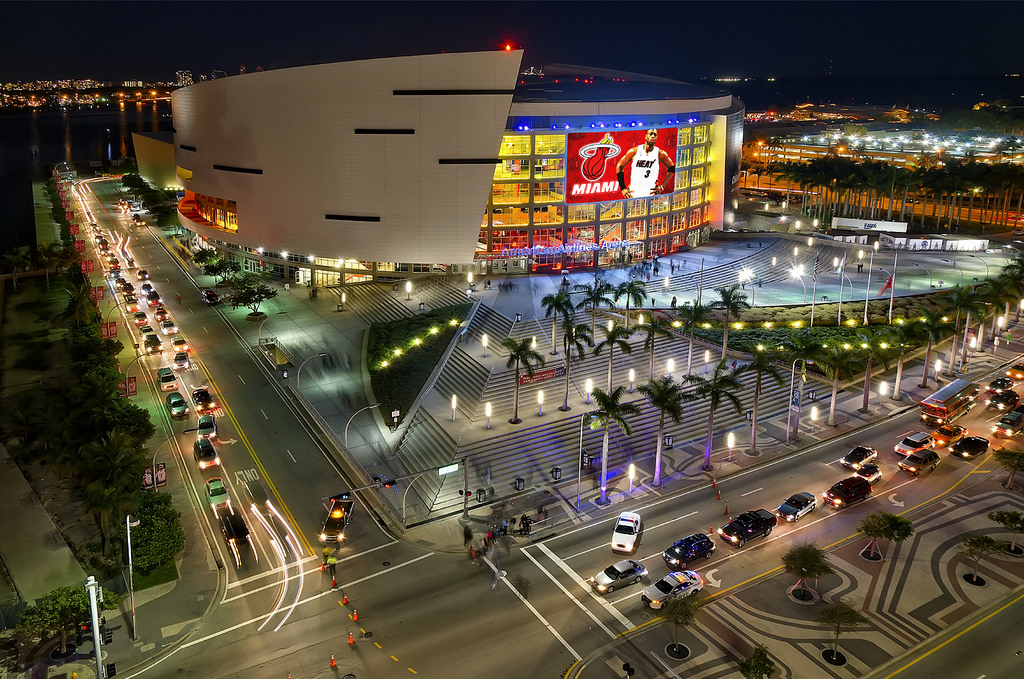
132 561 179 590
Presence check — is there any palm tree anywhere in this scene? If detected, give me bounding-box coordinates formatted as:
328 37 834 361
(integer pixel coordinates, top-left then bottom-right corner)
917 307 951 389
635 315 674 379
540 289 574 356
856 329 895 413
595 323 633 391
942 285 984 375
590 386 641 505
676 301 713 375
739 348 785 456
79 429 146 489
817 343 863 426
52 282 98 328
882 321 923 401
781 542 834 599
638 377 691 485
573 281 615 345
615 279 648 329
34 242 62 290
501 337 544 424
83 482 136 553
558 317 591 412
711 284 751 360
1 246 31 289
684 362 744 471
819 600 868 663
859 511 914 561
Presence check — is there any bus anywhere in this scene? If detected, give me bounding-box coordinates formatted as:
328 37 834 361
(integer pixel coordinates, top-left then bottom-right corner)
920 379 980 425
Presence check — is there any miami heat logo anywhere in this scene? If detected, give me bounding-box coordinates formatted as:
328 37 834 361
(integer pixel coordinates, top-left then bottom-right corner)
578 133 621 181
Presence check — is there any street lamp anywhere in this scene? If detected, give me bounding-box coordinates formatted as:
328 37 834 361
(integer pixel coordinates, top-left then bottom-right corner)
577 410 598 510
666 358 675 379
257 310 288 347
481 333 489 358
405 280 412 300
738 269 755 305
485 401 492 429
791 266 807 303
912 262 933 290
628 368 635 393
941 258 965 286
585 378 593 404
965 253 990 280
126 513 141 640
537 390 544 416
296 352 327 391
862 241 879 324
344 402 381 447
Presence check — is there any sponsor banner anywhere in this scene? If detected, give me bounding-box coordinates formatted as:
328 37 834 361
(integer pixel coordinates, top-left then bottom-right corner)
81 259 94 273
89 286 105 301
500 239 636 258
118 376 138 397
519 365 567 385
74 239 86 252
142 462 167 489
69 223 79 235
831 217 908 233
566 127 677 204
100 321 117 339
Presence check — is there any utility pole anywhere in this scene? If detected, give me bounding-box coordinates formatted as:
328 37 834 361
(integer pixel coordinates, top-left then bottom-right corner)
85 576 105 678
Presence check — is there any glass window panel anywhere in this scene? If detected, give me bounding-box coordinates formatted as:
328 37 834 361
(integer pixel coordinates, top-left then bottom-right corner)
625 198 647 218
532 205 564 225
649 215 668 237
492 183 530 205
673 192 688 210
693 125 708 144
650 195 670 214
499 135 531 156
676 169 690 190
491 229 529 251
677 127 691 146
676 147 691 167
599 222 622 241
691 166 705 186
534 134 566 155
599 201 623 221
533 181 564 203
690 187 703 204
533 157 565 179
494 159 530 180
491 207 530 226
692 145 706 165
567 203 596 224
670 212 686 232
626 220 646 240
649 239 667 256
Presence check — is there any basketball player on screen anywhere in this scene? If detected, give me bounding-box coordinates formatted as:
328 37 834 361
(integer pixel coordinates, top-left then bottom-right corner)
616 128 675 198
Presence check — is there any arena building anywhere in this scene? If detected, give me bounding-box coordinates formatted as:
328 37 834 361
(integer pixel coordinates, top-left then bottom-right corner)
141 50 744 284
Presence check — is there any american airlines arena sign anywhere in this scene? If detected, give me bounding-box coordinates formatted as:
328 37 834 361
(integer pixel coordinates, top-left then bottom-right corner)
566 128 678 204
499 240 637 257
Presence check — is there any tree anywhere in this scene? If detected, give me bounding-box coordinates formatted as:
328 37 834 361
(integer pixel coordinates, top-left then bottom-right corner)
661 593 706 655
818 600 868 660
52 282 98 328
738 644 776 679
856 329 895 413
988 510 1024 555
590 386 641 505
228 273 279 315
676 301 712 375
540 289 574 356
573 281 615 345
123 492 186 573
594 323 633 391
684 361 744 471
993 446 1024 489
192 248 218 267
558 317 591 412
35 242 63 290
781 542 834 598
614 279 648 329
915 307 950 390
858 511 915 561
1 246 31 289
635 315 673 379
711 284 751 360
957 534 1003 584
17 585 121 655
501 337 544 425
638 377 691 486
817 343 862 426
739 348 784 456
204 258 242 284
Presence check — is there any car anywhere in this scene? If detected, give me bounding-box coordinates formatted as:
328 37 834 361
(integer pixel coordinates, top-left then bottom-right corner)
588 559 648 593
193 388 216 413
165 391 189 418
994 410 1024 437
202 289 220 305
124 297 141 313
196 414 217 439
193 438 221 470
1008 363 1024 380
823 477 872 508
143 334 162 354
320 493 354 542
173 351 190 370
243 479 273 515
157 366 177 392
160 319 177 335
136 269 150 280
205 476 231 515
146 290 161 307
988 377 1016 394
662 533 716 568
114 276 127 288
611 512 642 554
986 390 1020 411
132 311 148 326
932 424 967 448
898 449 940 475
138 324 155 336
718 509 777 547
140 282 154 294
153 306 169 321
776 492 817 522
219 513 255 568
172 336 189 353
120 281 135 294
841 446 878 470
641 570 704 609
853 463 882 484
950 436 990 459
895 432 934 456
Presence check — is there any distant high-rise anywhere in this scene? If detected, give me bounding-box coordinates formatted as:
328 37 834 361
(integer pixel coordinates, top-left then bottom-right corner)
175 70 194 87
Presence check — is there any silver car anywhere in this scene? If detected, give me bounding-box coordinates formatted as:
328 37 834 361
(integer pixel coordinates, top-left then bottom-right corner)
641 570 704 609
588 560 648 594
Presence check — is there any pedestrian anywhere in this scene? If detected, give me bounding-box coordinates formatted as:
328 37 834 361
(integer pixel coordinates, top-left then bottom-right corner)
328 557 337 576
175 292 182 305
671 296 677 309
463 524 473 547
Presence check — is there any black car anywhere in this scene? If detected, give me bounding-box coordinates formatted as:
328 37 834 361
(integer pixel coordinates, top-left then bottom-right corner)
192 388 216 413
824 477 872 508
776 491 817 521
662 533 716 568
841 446 878 470
202 289 220 305
988 377 1016 393
950 436 990 459
136 269 150 280
986 390 1020 411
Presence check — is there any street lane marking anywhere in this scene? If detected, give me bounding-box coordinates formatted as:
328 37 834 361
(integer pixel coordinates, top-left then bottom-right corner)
740 487 763 497
650 650 683 678
287 449 296 463
535 542 633 631
523 546 617 639
238 375 246 384
562 511 696 561
261 409 268 420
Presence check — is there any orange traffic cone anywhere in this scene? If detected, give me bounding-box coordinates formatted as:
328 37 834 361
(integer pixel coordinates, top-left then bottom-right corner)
288 674 292 679
321 562 326 572
350 608 358 622
348 631 355 645
724 503 729 515
331 576 337 589
342 592 348 605
712 478 717 489
717 490 721 500
330 654 336 668
709 523 714 534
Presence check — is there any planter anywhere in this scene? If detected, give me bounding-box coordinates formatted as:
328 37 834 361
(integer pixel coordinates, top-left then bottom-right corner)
787 584 820 604
821 649 847 666
246 312 266 322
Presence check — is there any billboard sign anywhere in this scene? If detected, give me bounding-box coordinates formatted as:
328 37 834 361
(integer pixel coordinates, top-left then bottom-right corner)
142 462 167 489
566 127 677 204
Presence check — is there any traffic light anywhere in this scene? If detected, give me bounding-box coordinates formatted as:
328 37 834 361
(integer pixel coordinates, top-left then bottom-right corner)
101 621 112 645
622 662 635 677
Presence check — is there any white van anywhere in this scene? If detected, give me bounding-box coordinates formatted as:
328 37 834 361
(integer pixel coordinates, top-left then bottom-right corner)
157 367 178 392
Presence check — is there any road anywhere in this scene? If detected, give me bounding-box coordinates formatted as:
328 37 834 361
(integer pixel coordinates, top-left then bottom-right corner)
76 177 1023 678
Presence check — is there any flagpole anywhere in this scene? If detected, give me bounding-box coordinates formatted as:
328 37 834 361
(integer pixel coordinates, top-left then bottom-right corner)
863 244 876 325
888 250 899 324
810 259 818 328
837 262 846 326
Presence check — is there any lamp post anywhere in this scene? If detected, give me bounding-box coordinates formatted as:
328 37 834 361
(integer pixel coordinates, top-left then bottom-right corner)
576 411 598 511
628 368 635 393
485 401 492 429
257 310 288 347
877 255 899 323
791 266 808 303
738 269 755 305
585 378 593 404
537 390 544 417
912 262 933 290
941 258 964 286
666 358 675 380
126 513 141 640
344 402 381 447
862 241 879 324
966 253 990 280
481 333 489 358
785 358 812 443
837 272 854 326
405 280 412 301
296 352 327 391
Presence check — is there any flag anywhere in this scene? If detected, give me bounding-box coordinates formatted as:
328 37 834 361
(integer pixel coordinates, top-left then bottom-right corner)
879 274 894 295
812 255 820 283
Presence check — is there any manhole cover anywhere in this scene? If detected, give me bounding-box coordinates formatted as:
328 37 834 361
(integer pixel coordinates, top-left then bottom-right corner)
382 561 391 566
362 631 373 639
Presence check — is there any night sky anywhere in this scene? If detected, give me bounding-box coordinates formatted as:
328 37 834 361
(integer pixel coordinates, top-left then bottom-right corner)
1 1 1020 83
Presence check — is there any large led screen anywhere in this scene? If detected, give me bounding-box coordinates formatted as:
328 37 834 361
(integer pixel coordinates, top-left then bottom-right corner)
566 128 677 204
